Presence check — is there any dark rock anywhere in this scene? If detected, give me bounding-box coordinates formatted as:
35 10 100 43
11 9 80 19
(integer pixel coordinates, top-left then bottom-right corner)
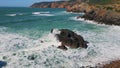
27 54 37 60
0 61 7 68
40 40 44 43
51 29 88 50
81 9 120 25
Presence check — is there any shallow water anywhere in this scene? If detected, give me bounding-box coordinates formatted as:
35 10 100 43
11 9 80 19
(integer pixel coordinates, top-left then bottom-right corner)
0 7 120 68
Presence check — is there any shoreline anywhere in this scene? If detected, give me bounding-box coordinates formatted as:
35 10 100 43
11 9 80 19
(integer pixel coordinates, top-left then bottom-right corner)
30 1 120 67
31 1 120 26
80 9 120 26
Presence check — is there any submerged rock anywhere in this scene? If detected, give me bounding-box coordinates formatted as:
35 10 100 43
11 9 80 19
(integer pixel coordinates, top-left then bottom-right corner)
0 61 7 68
51 29 88 50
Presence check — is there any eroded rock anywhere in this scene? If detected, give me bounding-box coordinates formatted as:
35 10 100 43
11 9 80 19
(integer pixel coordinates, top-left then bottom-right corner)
51 29 88 50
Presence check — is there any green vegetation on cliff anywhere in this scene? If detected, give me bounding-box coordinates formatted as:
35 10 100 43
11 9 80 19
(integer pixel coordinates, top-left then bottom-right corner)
66 0 120 4
89 0 120 4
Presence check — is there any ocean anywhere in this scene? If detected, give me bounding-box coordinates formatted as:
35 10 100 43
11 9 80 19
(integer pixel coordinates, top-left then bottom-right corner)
0 7 120 68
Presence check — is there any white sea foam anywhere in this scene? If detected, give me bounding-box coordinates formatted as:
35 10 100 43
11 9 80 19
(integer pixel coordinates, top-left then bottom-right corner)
5 14 17 16
32 12 54 16
5 13 25 16
70 16 96 24
55 11 84 16
0 26 120 68
70 17 115 27
32 12 41 15
32 11 50 14
0 28 61 53
57 11 71 15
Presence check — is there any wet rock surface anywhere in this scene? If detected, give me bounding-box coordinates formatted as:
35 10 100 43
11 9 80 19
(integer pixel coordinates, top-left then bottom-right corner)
0 61 7 68
51 29 88 50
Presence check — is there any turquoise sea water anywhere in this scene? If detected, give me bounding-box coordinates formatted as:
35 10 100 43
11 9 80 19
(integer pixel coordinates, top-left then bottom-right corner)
0 7 120 68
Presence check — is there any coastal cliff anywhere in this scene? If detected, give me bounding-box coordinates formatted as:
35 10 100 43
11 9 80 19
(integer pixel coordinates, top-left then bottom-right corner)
81 9 120 25
31 0 120 25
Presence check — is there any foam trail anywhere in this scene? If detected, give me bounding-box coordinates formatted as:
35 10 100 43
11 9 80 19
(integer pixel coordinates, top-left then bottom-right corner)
5 14 16 16
70 17 112 27
32 12 54 16
32 12 50 15
32 12 41 15
70 17 96 24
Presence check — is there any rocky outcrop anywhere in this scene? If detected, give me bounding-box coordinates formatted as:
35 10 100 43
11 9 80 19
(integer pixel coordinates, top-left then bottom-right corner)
0 61 7 68
51 29 88 50
81 9 120 25
103 60 120 68
66 2 120 25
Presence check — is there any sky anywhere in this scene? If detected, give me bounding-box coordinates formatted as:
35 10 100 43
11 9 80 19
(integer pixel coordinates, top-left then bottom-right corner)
0 0 59 7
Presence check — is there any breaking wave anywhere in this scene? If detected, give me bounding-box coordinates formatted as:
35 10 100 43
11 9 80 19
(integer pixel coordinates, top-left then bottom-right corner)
70 17 96 24
32 12 54 16
0 26 120 68
5 14 17 16
5 13 24 16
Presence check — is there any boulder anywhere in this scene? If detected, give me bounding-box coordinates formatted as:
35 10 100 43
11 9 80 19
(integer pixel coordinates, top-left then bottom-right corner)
0 61 7 68
51 29 88 50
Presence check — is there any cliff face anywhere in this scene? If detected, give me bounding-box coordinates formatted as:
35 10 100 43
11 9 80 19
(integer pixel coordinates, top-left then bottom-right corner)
81 9 120 25
66 2 120 25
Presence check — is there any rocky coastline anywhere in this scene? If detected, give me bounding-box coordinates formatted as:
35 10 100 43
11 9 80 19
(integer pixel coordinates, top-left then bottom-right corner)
30 0 120 67
74 3 120 25
31 0 120 26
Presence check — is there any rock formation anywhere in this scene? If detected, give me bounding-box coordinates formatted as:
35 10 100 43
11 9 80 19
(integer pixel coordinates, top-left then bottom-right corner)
0 61 7 68
51 29 88 50
103 60 120 68
81 9 120 25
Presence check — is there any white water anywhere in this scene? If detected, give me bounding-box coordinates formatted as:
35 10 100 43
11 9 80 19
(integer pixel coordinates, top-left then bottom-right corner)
1 9 120 68
5 14 17 16
70 17 97 24
0 24 120 68
5 13 24 16
32 12 54 16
